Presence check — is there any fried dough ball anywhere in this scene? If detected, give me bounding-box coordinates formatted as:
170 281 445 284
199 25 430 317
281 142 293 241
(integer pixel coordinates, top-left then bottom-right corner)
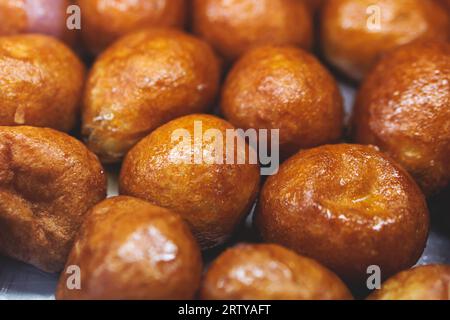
221 46 343 158
353 41 450 195
56 196 202 300
192 0 313 62
78 0 187 55
255 144 429 284
0 0 77 46
0 34 85 132
120 114 260 250
368 265 450 300
321 0 449 81
0 126 106 273
82 29 220 163
200 244 353 300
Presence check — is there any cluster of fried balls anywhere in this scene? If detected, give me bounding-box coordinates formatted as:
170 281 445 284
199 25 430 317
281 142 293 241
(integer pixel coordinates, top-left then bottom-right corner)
0 0 449 300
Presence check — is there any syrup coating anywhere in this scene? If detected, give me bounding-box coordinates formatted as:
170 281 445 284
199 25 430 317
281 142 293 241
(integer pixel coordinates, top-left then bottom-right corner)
368 265 450 300
321 0 449 81
255 144 429 284
192 0 313 62
0 126 106 272
221 46 343 158
0 0 77 46
56 196 202 300
78 0 187 55
353 41 450 195
200 244 353 300
120 114 260 250
82 28 220 163
0 34 85 132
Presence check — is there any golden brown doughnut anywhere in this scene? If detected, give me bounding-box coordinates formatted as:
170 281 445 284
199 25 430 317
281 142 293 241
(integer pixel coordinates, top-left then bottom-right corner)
0 34 85 132
200 244 353 300
0 126 106 273
82 28 220 163
321 0 449 81
192 0 313 62
120 114 260 249
368 265 450 300
78 0 187 55
0 0 77 47
56 196 202 300
353 41 450 195
221 45 343 158
255 144 429 284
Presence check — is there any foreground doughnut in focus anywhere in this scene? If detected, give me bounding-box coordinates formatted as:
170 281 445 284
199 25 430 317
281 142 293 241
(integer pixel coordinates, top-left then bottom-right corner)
221 45 343 158
200 244 353 300
82 28 220 163
255 144 429 284
56 196 202 300
120 114 260 250
353 41 450 195
0 34 85 132
0 126 106 272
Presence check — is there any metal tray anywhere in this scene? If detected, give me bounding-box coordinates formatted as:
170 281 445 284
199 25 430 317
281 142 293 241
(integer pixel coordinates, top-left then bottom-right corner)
1 84 449 300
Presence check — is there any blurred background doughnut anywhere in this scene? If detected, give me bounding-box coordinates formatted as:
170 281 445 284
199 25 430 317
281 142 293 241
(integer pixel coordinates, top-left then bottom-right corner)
77 0 188 55
0 0 77 47
192 0 313 62
320 0 449 81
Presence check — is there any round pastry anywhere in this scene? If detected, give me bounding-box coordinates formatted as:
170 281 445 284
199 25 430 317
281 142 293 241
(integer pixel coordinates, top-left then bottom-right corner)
321 0 449 81
120 114 260 249
78 0 187 55
0 126 106 273
192 0 313 62
56 196 202 300
255 144 429 284
82 28 220 163
0 0 77 46
0 34 85 132
200 243 353 300
353 40 450 195
221 45 343 158
368 265 450 300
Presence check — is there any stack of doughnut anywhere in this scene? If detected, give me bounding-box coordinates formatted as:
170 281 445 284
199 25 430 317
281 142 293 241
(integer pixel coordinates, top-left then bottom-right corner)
0 0 448 300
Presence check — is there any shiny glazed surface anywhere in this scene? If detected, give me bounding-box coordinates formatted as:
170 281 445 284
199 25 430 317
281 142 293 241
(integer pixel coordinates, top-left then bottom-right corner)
353 41 450 195
0 34 85 132
368 264 450 300
120 114 260 250
56 196 202 300
78 0 187 55
321 0 449 81
192 0 313 62
200 243 353 300
255 144 429 283
0 126 106 273
221 45 343 158
0 0 77 46
82 28 220 163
